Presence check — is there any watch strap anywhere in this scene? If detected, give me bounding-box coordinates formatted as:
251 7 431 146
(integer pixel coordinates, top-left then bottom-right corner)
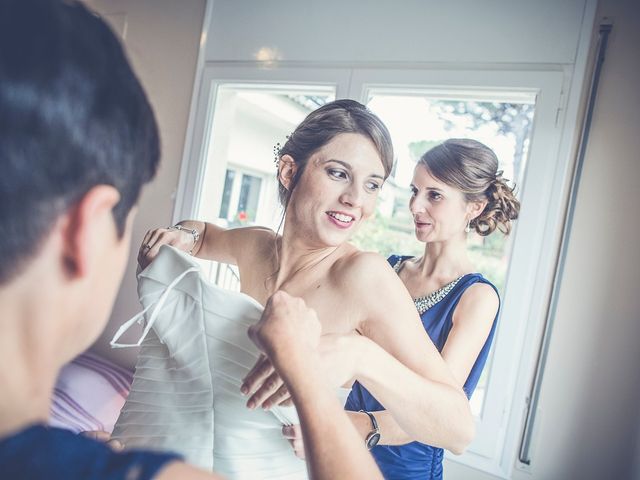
359 410 379 431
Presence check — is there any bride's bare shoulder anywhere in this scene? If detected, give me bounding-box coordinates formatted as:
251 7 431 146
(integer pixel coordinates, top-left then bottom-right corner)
243 226 277 240
332 248 396 286
227 226 277 245
239 226 279 257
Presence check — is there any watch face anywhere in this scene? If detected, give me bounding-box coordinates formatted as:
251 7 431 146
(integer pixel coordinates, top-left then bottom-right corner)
366 432 381 449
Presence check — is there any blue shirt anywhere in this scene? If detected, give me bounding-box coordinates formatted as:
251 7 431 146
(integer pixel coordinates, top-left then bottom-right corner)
346 254 500 480
0 424 181 480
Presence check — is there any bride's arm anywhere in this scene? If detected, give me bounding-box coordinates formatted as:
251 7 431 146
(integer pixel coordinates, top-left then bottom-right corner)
349 282 500 450
138 220 270 268
344 253 475 454
240 252 474 452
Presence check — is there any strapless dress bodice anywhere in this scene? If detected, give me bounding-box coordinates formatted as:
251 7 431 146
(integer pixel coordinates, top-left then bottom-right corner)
111 246 350 479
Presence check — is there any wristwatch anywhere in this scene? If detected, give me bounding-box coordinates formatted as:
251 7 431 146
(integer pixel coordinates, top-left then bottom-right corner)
359 410 381 450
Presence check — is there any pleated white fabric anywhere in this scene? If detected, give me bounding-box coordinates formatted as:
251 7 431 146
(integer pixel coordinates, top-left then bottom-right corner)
110 246 350 479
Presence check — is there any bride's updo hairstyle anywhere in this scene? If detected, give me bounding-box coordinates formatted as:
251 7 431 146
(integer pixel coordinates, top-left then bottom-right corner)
276 99 394 207
419 138 520 236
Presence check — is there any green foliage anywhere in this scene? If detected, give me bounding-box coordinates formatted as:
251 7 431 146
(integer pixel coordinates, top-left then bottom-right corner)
434 100 534 138
430 99 533 184
467 247 507 295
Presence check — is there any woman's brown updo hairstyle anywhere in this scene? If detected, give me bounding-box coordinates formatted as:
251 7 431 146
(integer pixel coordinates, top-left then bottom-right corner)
276 99 394 208
419 138 520 236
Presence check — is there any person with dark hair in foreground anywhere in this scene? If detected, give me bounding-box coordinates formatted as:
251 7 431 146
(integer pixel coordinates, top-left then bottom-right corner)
0 0 382 478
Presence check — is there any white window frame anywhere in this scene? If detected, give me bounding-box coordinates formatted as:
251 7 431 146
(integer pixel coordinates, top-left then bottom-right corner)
174 63 579 478
173 65 350 222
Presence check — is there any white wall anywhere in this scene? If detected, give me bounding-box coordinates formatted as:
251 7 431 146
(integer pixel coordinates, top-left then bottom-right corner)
206 0 587 64
86 0 206 367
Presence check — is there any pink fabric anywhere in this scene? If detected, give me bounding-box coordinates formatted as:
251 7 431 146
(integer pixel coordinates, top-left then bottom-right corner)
49 352 132 433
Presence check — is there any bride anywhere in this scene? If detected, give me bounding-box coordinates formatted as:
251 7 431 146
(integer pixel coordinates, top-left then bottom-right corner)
119 100 473 477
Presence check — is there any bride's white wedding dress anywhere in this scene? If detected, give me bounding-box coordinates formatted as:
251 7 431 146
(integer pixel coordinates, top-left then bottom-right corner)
110 246 350 479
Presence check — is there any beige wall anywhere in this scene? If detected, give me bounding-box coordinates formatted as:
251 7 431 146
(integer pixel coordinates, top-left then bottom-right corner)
85 0 206 367
446 0 640 478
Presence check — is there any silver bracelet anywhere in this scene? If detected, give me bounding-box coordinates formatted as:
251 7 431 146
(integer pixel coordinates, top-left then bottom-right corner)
168 224 200 255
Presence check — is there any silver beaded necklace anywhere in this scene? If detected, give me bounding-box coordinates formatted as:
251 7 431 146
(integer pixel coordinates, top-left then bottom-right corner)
393 257 463 315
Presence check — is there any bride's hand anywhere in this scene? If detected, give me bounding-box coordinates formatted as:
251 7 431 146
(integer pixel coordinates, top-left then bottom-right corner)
241 354 293 409
241 333 363 410
138 226 195 269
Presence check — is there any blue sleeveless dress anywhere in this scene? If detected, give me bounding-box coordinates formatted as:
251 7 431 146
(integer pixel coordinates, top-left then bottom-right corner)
345 255 500 480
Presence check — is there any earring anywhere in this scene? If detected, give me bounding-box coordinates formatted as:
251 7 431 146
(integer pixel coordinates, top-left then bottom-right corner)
464 219 471 233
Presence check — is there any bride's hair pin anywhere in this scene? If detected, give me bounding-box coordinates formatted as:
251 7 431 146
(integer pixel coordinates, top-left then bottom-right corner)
273 142 281 166
273 132 294 167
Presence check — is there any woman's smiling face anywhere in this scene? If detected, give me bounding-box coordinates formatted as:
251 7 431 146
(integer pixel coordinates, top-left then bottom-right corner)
282 132 385 248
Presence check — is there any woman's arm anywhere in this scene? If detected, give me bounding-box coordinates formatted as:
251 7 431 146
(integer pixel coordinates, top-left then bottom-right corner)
138 220 268 269
286 281 500 457
344 253 475 454
243 252 476 452
349 334 473 453
440 283 499 385
347 410 413 446
354 282 499 449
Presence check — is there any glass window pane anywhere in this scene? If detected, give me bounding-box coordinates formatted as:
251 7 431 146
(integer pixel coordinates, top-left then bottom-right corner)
199 85 335 229
218 169 236 220
237 174 262 223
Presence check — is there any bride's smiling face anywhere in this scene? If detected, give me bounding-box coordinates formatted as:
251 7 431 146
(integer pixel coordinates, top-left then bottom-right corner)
279 133 385 248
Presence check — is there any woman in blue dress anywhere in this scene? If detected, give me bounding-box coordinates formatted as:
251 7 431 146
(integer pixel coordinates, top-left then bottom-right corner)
345 138 521 479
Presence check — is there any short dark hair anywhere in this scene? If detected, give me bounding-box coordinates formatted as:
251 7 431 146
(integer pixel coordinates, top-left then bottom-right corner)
277 99 394 207
0 0 160 283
